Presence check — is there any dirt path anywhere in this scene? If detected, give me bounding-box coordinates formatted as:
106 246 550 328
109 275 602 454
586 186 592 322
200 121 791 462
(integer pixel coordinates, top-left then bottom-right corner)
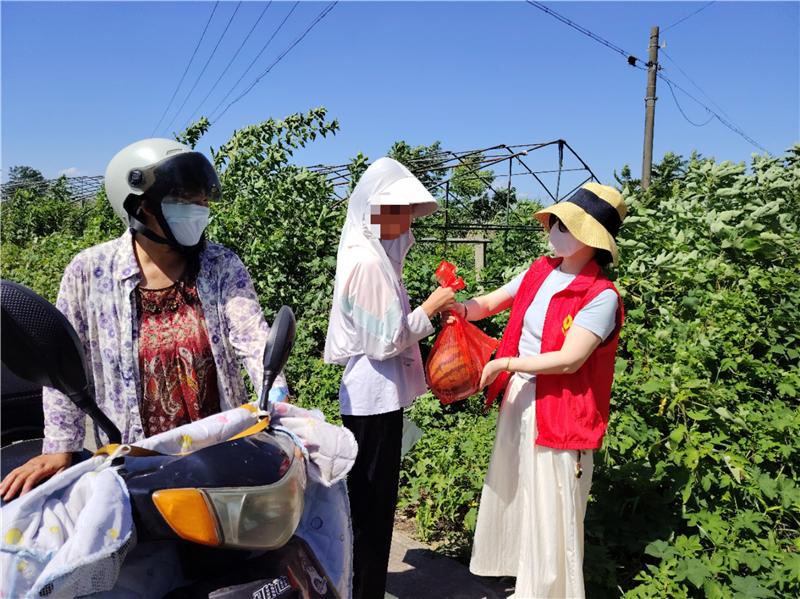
386 526 512 599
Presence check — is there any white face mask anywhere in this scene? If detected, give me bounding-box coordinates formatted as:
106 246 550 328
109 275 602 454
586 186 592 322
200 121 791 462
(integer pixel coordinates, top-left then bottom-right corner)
161 203 210 246
548 222 585 257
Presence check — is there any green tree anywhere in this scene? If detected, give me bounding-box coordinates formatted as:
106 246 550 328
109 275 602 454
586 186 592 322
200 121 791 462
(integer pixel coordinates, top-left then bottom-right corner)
447 152 518 224
8 165 45 185
346 152 369 194
387 140 446 190
175 116 211 149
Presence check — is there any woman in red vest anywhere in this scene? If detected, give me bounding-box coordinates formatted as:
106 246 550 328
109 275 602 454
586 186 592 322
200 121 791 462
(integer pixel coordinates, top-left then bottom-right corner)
455 183 626 598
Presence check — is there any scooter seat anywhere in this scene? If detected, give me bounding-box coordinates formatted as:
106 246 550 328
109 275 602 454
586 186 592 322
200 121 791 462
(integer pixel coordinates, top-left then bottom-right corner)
1 438 45 478
0 439 92 505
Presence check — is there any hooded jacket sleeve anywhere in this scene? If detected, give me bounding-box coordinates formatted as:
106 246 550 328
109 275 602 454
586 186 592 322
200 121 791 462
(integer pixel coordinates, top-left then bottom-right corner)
341 258 434 361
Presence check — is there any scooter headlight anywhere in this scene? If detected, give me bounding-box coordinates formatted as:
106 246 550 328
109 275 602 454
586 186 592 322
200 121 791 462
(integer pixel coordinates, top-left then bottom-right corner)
206 452 306 550
152 436 306 550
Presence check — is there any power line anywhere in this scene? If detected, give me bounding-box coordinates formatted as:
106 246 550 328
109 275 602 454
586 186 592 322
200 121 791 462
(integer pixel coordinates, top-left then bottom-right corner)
525 0 769 153
662 77 713 127
525 0 647 69
214 2 338 121
184 1 274 127
213 2 338 123
663 1 715 32
208 1 301 122
150 2 219 136
161 1 243 136
657 72 769 152
661 49 736 123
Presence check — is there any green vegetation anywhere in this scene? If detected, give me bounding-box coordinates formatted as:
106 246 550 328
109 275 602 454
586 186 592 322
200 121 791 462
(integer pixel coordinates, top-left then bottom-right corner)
2 110 797 597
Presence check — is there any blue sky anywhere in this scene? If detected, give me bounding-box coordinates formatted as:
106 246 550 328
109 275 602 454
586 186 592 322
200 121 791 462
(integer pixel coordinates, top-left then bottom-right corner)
2 1 798 201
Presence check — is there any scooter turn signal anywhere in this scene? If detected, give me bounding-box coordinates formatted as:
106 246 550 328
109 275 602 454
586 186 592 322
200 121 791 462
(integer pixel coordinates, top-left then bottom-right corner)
152 488 221 546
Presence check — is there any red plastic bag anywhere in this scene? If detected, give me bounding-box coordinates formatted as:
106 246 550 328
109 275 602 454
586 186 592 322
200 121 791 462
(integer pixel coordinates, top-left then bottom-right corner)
425 259 499 405
434 260 466 291
426 313 499 404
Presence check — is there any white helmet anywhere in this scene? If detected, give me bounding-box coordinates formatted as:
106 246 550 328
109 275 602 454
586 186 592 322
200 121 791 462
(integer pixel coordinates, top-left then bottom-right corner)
104 138 221 245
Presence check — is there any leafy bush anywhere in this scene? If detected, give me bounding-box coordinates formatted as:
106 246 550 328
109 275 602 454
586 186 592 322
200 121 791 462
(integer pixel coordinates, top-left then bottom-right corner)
592 148 800 598
2 110 797 597
1 186 123 301
397 148 800 599
398 392 497 556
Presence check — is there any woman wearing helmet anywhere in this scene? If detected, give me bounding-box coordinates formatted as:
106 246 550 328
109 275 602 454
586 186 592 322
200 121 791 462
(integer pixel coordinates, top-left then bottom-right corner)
0 139 288 500
451 183 627 598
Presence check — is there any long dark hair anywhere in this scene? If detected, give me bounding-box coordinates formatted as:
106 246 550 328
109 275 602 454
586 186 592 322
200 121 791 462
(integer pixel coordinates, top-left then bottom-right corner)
594 248 613 267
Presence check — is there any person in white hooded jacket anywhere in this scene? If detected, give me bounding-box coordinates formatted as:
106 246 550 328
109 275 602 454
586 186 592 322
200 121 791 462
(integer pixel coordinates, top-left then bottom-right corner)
325 157 455 598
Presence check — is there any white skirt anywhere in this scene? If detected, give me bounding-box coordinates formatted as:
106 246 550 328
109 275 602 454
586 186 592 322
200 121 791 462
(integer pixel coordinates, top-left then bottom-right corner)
469 375 594 599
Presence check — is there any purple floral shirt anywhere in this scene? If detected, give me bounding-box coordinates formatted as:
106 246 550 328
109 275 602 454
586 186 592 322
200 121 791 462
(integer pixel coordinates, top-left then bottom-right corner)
42 230 287 453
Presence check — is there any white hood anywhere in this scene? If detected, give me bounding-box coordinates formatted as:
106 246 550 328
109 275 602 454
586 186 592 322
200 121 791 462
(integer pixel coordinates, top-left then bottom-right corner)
324 157 437 365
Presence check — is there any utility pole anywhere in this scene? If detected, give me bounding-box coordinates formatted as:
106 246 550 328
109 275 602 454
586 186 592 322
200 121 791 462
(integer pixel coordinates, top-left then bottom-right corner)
641 26 660 190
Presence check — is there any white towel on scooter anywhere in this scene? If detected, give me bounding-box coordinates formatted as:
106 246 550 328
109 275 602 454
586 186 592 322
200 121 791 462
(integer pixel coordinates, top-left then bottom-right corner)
138 401 358 598
129 401 358 488
1 403 357 598
0 456 133 598
269 402 358 598
270 401 358 486
0 406 262 599
136 401 358 597
295 478 354 599
134 404 263 454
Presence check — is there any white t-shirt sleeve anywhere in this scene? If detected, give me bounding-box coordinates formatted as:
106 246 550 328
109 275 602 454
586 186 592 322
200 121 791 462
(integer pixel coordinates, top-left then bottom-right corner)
572 289 619 342
502 271 526 298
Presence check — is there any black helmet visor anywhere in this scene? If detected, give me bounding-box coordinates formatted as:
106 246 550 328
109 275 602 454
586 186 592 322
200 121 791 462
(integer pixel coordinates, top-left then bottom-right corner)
127 151 221 204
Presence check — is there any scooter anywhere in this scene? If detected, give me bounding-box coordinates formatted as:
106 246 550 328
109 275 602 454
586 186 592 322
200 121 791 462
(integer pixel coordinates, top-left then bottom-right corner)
0 280 345 598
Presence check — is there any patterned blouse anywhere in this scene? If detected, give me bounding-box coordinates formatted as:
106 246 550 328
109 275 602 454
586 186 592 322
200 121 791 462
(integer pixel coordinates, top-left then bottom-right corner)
136 279 220 437
42 230 288 453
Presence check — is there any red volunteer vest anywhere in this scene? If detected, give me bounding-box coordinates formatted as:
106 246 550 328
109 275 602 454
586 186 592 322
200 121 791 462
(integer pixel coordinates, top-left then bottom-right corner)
486 256 624 450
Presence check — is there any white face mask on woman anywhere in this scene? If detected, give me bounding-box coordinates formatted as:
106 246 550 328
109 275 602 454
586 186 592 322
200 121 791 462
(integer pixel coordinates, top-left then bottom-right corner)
161 202 210 246
548 221 586 258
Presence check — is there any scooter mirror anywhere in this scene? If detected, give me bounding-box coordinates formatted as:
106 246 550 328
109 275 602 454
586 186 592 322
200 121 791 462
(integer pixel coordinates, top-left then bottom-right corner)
259 305 296 411
0 280 122 444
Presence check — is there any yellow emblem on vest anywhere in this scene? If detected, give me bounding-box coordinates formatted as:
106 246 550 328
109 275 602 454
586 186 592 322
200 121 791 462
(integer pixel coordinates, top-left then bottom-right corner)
562 314 573 335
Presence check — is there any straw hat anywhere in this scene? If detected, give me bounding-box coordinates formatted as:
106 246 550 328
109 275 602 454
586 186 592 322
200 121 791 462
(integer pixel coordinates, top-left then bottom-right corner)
534 182 627 264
